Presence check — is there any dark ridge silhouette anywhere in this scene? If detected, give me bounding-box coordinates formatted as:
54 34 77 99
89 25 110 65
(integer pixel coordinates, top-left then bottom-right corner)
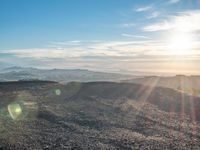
0 80 58 91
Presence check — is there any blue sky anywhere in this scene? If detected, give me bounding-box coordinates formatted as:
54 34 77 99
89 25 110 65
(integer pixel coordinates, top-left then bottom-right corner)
1 0 200 74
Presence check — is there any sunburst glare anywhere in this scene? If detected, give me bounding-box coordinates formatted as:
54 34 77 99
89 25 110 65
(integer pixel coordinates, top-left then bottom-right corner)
166 32 195 56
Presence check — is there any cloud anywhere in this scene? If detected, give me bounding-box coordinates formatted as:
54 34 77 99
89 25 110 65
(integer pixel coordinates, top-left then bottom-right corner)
122 34 151 39
135 5 152 12
1 39 200 74
143 21 172 32
2 39 200 61
119 23 135 28
168 0 181 4
147 11 160 19
143 10 200 32
0 40 154 60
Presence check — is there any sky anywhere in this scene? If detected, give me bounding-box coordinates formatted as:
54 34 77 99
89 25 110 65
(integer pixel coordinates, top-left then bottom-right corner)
0 0 200 74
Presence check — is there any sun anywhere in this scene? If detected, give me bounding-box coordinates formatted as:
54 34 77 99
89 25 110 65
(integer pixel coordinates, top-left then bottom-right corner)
166 32 194 56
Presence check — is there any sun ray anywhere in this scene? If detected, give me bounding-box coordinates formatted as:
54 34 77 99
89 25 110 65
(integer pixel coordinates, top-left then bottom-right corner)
166 32 195 56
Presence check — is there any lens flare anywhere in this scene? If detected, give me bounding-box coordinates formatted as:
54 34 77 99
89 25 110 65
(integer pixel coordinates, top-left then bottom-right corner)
55 89 61 96
7 103 23 120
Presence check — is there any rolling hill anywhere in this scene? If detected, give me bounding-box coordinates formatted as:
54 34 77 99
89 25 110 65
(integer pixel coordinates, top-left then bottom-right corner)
0 81 199 149
124 75 200 97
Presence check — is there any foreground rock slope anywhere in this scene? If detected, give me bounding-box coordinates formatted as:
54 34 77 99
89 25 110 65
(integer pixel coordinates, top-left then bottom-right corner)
0 81 199 149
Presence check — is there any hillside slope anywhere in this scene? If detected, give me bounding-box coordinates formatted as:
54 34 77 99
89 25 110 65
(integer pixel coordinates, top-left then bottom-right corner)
0 81 199 149
124 75 200 97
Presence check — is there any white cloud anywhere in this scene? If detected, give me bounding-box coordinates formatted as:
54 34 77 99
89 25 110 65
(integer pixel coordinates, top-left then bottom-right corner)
0 40 155 60
2 39 200 74
147 11 160 19
122 34 151 39
143 10 200 32
135 5 152 12
143 21 172 31
2 39 200 60
168 0 181 4
3 49 79 58
120 23 135 28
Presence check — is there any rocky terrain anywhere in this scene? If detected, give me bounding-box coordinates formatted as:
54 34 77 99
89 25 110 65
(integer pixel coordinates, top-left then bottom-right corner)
0 81 200 149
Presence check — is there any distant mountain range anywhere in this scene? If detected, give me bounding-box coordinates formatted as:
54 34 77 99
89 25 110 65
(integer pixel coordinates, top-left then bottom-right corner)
2 66 200 97
0 66 136 82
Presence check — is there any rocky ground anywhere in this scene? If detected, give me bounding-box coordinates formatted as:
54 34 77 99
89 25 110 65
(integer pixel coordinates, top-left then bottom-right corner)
0 81 199 149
